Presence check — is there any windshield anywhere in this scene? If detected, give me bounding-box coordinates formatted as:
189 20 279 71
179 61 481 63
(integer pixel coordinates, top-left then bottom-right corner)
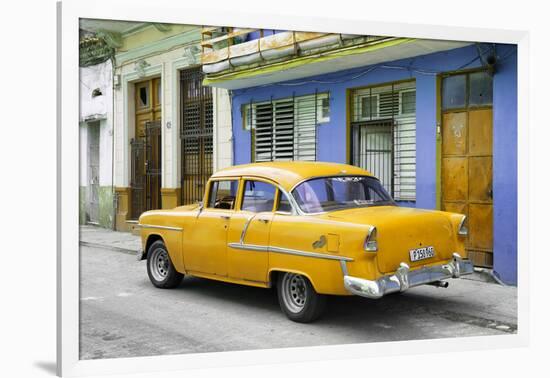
292 176 396 214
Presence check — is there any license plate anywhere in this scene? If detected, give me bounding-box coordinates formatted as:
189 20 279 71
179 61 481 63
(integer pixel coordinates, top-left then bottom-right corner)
409 246 435 262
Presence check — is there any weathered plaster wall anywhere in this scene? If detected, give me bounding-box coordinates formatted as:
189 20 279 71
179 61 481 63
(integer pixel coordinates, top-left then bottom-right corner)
213 88 233 172
119 24 195 52
79 60 114 228
80 60 113 122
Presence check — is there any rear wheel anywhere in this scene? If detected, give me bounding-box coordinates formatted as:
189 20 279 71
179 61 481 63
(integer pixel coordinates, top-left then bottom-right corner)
146 240 183 288
277 272 326 323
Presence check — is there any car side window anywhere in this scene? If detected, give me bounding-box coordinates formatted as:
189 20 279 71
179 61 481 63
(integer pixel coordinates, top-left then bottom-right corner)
276 191 293 213
241 180 276 213
207 180 238 210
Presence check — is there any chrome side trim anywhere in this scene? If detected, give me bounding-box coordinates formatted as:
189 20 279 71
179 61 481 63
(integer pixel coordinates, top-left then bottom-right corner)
269 246 354 261
276 185 301 216
339 260 349 275
228 242 269 252
240 215 256 244
228 242 354 262
139 224 183 231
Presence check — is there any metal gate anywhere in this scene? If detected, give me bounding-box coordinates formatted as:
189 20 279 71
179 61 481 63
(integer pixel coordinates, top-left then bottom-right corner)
130 120 162 219
180 67 213 205
350 120 395 196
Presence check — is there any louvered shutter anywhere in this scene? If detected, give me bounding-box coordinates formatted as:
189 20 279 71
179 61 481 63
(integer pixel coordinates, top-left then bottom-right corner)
251 94 324 162
393 88 416 201
273 98 294 160
294 95 317 161
253 102 273 162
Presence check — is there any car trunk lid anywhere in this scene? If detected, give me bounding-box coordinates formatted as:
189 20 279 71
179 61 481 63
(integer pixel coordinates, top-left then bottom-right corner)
325 206 456 274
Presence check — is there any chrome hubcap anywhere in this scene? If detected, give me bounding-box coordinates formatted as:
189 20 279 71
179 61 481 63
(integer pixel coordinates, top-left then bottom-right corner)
281 273 307 313
150 247 169 282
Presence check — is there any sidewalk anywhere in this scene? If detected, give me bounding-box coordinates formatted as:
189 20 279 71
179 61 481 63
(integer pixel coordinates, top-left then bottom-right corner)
80 225 141 254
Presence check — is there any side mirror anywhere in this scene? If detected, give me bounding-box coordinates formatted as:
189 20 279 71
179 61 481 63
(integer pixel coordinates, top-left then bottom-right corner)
198 201 204 213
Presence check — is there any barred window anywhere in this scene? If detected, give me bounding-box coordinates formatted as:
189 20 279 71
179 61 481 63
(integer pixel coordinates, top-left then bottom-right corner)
243 93 329 162
350 81 416 201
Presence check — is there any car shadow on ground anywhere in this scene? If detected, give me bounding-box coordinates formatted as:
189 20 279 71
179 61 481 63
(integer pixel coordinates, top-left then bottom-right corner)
157 275 515 334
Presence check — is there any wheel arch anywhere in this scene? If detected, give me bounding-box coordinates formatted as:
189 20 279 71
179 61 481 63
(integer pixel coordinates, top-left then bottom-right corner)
144 233 165 259
268 268 319 292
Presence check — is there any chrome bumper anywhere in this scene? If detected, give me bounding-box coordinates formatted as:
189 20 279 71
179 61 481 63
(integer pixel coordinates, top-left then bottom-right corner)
343 253 474 299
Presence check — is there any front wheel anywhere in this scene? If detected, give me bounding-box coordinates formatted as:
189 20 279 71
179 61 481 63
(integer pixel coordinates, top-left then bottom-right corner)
146 240 183 288
277 272 326 323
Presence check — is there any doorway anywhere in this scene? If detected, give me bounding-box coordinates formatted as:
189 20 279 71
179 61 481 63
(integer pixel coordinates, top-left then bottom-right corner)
180 67 213 205
130 77 162 219
441 71 494 267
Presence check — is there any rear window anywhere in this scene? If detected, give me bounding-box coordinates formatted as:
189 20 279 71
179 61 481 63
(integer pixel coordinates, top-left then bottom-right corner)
292 176 395 213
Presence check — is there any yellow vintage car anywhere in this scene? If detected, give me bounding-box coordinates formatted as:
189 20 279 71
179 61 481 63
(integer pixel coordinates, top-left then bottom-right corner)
139 161 473 322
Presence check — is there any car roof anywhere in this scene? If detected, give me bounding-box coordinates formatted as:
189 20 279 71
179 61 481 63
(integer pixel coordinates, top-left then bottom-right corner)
211 161 374 191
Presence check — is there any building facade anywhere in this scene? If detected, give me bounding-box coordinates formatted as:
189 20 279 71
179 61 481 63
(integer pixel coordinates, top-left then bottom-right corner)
200 30 518 284
80 20 233 232
79 37 114 228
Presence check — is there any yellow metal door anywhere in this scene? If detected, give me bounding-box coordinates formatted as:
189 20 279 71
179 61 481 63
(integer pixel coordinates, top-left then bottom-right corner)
185 209 231 276
227 211 273 283
442 108 493 267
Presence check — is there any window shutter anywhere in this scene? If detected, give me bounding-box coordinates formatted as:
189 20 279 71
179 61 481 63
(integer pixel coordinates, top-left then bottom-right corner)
273 98 294 160
379 92 399 118
253 102 273 162
294 95 317 161
251 93 325 162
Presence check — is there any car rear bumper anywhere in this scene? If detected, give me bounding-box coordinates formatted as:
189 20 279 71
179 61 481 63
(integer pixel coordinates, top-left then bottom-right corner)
343 253 474 299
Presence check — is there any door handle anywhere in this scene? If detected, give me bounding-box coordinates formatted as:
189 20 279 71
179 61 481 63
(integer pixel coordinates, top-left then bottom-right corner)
220 215 231 220
257 218 269 224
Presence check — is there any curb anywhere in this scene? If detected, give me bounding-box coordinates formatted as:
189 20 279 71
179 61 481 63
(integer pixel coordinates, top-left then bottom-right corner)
79 241 140 256
461 268 501 285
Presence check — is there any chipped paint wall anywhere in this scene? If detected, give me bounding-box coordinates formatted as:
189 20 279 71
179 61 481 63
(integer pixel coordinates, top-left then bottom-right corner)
80 60 113 122
79 60 114 228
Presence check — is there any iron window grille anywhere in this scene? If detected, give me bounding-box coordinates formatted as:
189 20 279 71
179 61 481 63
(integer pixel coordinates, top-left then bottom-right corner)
180 67 214 205
130 120 162 219
350 81 416 201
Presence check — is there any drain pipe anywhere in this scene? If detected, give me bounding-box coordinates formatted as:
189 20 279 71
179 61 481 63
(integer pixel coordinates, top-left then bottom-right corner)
229 89 235 165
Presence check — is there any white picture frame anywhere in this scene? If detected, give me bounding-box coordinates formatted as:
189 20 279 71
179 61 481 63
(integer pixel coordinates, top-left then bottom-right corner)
58 1 530 376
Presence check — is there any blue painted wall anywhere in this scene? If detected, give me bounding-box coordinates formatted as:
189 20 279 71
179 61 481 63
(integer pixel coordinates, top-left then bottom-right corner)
492 47 518 284
230 43 518 284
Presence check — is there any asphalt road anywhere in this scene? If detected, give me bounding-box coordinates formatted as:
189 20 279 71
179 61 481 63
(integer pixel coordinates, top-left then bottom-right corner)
79 245 518 360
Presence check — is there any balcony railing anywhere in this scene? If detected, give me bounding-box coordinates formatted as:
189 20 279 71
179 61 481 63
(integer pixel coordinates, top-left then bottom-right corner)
200 27 392 77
